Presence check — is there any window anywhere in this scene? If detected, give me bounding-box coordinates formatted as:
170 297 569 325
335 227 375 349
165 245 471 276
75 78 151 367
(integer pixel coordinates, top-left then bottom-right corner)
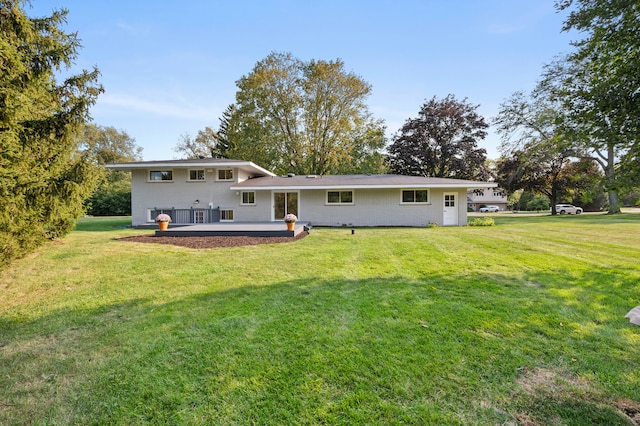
445 194 455 207
189 169 206 181
220 209 234 221
149 170 173 181
194 210 205 223
241 191 256 205
217 169 234 181
148 208 171 222
401 189 429 203
327 190 353 204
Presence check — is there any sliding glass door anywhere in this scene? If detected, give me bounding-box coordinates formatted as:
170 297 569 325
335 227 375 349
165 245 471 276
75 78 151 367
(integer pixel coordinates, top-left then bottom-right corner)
273 192 299 220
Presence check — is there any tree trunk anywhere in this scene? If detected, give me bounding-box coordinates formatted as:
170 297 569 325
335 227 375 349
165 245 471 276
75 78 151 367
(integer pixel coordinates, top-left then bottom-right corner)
550 185 558 215
608 190 621 214
606 144 621 214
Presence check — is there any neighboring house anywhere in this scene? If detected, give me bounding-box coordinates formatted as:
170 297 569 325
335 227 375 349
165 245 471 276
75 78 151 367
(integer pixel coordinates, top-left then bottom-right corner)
107 158 497 227
467 187 508 212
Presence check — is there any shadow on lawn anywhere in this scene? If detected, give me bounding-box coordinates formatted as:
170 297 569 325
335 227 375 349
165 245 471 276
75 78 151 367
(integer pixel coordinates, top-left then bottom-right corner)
1 269 639 425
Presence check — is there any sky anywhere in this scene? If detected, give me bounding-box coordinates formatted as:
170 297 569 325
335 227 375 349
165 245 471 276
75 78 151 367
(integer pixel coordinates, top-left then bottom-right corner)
28 0 578 161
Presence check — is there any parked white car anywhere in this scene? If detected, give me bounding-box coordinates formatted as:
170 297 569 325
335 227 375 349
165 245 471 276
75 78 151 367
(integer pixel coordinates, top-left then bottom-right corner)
554 204 583 214
479 205 500 212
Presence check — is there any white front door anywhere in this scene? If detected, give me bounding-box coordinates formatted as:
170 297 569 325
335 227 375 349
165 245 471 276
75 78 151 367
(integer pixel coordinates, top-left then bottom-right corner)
443 192 458 226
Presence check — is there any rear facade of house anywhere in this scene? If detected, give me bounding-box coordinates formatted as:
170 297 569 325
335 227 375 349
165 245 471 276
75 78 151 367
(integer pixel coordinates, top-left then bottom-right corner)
107 158 496 227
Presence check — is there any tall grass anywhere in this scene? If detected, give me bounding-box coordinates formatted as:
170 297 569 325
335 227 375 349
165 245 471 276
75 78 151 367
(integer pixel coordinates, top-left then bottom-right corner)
1 214 639 425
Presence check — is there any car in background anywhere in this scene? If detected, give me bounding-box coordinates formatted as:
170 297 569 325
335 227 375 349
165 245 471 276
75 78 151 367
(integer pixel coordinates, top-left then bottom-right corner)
479 205 500 213
554 204 583 214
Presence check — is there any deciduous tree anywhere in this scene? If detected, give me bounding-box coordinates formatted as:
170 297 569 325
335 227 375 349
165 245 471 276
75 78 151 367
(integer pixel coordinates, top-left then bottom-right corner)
224 52 386 175
561 158 606 211
79 125 142 215
0 2 102 268
81 124 142 164
387 95 489 180
493 90 576 214
174 126 228 159
548 0 640 212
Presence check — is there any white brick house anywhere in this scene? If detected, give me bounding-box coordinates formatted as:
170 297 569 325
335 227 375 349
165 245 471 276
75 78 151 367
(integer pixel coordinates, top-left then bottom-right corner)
107 158 497 227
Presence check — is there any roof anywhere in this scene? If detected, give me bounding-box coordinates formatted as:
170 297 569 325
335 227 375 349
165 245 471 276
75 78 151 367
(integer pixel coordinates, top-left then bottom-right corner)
106 158 276 177
231 174 497 190
106 158 496 190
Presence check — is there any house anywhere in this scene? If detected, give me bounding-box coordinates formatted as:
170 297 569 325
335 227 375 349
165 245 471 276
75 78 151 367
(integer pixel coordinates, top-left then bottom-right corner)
107 158 497 227
467 187 508 212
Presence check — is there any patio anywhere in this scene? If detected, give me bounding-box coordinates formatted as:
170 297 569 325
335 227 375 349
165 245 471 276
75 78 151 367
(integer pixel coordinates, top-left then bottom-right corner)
154 222 311 238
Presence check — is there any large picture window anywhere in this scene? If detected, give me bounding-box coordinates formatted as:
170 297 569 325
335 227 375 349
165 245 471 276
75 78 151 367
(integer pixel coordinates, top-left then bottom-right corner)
401 189 429 203
149 170 173 181
327 190 353 204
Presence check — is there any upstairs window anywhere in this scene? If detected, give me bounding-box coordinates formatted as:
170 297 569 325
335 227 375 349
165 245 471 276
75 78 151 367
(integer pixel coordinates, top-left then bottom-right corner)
401 189 429 203
149 170 173 181
189 169 206 181
327 191 354 204
217 169 234 181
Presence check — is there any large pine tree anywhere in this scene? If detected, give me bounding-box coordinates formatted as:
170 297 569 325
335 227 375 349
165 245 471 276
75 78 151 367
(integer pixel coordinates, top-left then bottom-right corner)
0 1 103 268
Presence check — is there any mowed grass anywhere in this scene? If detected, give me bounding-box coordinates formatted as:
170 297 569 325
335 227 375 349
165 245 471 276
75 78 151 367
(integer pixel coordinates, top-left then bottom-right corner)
1 214 639 425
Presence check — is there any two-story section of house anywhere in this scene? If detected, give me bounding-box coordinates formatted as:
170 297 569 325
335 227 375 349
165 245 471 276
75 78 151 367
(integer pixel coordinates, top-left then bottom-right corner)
107 158 275 227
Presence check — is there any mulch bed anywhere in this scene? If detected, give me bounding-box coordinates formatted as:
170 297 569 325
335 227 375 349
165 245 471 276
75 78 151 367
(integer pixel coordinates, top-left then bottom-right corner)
116 231 309 249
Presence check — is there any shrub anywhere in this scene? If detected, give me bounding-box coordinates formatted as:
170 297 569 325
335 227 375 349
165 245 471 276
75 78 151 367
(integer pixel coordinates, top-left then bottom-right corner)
86 180 131 216
468 217 495 227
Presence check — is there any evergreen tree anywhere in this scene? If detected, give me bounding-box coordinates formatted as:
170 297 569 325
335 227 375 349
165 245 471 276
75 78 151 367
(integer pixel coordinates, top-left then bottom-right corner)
0 2 103 268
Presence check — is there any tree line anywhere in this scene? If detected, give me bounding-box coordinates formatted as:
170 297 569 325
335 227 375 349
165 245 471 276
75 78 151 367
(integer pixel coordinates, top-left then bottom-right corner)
2 0 638 269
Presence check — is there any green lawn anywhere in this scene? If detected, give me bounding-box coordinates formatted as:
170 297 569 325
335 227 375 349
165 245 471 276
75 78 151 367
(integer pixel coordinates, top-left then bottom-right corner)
1 214 639 425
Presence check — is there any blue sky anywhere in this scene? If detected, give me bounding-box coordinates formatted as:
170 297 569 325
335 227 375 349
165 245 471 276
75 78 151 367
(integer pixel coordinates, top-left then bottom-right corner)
29 1 576 161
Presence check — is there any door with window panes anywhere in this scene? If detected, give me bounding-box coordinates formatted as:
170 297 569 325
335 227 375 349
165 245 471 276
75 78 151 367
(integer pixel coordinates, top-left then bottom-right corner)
443 192 458 226
273 192 298 221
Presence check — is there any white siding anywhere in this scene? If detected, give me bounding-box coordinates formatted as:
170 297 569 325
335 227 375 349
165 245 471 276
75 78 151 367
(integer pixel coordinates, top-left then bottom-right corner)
130 168 470 227
296 188 465 227
235 191 272 222
131 168 241 226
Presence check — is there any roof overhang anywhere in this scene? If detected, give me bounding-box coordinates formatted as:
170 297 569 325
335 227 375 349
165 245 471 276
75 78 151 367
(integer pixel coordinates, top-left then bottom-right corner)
230 175 498 191
230 183 498 190
106 159 276 177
